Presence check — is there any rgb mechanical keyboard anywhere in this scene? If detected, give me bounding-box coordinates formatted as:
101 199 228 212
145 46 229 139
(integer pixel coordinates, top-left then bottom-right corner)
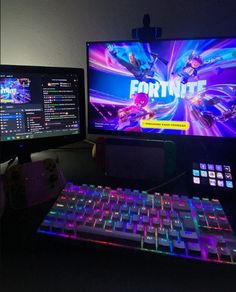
38 183 236 264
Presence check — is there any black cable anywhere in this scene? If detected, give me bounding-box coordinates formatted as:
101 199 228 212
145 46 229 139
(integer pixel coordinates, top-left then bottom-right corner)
84 139 96 145
51 147 91 151
5 156 17 172
145 170 187 193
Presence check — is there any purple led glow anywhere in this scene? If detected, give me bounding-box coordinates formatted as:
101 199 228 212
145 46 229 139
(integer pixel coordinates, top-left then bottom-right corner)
88 39 236 138
38 184 236 265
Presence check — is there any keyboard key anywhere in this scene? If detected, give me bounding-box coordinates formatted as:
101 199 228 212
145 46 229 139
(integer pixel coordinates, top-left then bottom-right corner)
95 219 105 228
145 199 153 208
158 238 170 252
143 236 156 250
40 219 52 231
103 203 110 210
85 217 95 227
105 220 114 230
207 246 218 260
115 221 124 231
84 208 93 217
126 223 134 233
118 196 126 203
179 211 191 219
130 205 139 214
102 211 111 220
101 194 109 202
180 231 198 243
218 216 231 230
163 201 171 210
187 242 201 257
160 210 167 218
142 215 150 225
168 229 179 240
93 209 102 218
182 218 195 231
136 224 144 235
94 202 102 209
52 220 64 233
127 197 134 205
207 215 218 228
136 199 143 206
140 207 148 215
132 214 140 223
77 225 141 247
158 227 167 239
215 208 225 216
173 201 190 212
146 226 156 236
197 215 207 227
172 220 182 230
173 240 186 254
112 204 120 212
46 212 57 220
149 208 158 217
64 223 75 235
112 212 121 221
76 216 84 225
85 199 94 207
121 204 129 213
170 211 178 219
218 247 231 262
163 219 171 228
110 195 117 203
152 217 160 227
121 213 130 222
154 198 161 208
216 237 227 248
77 199 85 206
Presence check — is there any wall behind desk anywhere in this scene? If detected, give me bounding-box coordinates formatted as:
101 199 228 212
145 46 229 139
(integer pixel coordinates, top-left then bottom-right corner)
1 0 236 139
1 0 236 68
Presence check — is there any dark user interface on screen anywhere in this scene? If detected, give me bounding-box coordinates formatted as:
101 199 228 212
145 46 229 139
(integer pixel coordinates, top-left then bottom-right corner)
0 72 80 141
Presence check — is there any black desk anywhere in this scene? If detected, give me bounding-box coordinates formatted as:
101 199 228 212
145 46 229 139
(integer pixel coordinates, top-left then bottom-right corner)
1 141 236 292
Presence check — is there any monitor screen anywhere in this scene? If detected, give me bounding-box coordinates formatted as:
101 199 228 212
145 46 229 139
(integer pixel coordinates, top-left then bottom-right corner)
87 38 236 139
0 65 85 162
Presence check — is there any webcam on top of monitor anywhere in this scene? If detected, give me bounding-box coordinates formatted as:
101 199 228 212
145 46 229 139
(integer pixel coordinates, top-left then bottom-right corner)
131 14 162 41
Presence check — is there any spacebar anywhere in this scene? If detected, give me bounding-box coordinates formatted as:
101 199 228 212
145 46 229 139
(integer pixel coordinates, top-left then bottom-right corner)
77 226 141 247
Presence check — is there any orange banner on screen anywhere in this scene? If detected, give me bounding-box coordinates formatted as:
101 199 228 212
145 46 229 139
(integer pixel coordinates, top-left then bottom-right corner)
140 120 190 130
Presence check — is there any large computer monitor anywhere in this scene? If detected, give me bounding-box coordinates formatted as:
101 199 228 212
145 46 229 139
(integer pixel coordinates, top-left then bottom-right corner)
0 65 85 163
87 38 236 140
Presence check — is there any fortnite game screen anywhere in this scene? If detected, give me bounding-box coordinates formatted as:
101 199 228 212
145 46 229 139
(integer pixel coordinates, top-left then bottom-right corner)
0 78 31 104
88 38 236 138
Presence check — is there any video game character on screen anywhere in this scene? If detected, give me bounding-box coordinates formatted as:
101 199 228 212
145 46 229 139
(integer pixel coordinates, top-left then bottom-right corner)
186 92 236 128
0 78 31 104
107 43 168 83
173 50 223 84
116 92 155 131
88 38 236 138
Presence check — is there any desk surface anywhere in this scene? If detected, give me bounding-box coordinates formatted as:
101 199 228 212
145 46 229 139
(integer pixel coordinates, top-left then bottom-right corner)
1 141 236 292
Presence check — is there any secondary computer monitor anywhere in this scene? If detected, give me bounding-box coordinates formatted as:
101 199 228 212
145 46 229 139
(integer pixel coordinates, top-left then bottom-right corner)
87 38 236 140
0 65 85 163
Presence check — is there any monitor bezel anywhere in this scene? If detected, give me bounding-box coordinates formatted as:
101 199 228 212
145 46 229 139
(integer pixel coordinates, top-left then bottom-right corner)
86 37 236 142
0 64 86 162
